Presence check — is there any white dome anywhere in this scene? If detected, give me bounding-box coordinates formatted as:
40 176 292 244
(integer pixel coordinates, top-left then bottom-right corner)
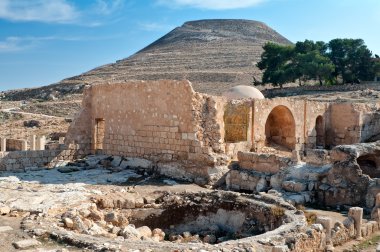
222 85 265 100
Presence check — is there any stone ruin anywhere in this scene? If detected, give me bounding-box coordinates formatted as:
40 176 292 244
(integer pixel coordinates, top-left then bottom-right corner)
3 79 380 251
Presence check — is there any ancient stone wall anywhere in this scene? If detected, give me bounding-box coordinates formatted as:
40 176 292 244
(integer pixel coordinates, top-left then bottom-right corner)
358 102 380 142
0 147 79 172
252 98 306 151
5 139 26 151
65 80 233 182
223 100 251 143
327 103 361 146
237 151 293 174
304 101 329 149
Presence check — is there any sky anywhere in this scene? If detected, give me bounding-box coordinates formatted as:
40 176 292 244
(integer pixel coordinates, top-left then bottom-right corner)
0 0 379 91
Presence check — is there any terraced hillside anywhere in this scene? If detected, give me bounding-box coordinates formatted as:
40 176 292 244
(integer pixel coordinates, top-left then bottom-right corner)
2 19 292 100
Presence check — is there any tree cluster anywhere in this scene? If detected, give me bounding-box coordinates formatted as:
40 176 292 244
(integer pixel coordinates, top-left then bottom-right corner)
256 39 379 88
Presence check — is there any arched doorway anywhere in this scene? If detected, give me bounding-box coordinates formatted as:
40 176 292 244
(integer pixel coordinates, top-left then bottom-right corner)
315 116 325 148
265 105 296 150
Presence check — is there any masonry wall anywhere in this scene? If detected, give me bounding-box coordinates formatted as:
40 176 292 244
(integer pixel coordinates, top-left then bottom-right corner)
327 103 361 146
0 147 79 172
358 102 380 142
65 80 230 180
252 98 306 151
304 101 329 149
6 139 26 151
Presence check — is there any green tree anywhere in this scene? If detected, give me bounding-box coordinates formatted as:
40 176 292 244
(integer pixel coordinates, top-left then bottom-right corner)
257 43 294 88
295 50 335 86
291 40 333 86
327 39 374 83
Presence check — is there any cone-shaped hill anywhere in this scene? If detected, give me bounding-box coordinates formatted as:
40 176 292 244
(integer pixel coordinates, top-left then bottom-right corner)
4 19 292 100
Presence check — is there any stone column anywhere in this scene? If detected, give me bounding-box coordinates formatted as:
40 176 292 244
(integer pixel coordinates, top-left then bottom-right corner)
0 138 6 152
316 216 333 243
21 140 28 151
349 207 363 239
30 135 36 151
36 136 46 151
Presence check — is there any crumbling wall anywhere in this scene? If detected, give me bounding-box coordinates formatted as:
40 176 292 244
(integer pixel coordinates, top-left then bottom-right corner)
358 102 380 142
0 147 79 172
6 139 26 151
224 100 251 143
327 103 361 146
64 86 93 153
65 80 229 182
304 101 329 149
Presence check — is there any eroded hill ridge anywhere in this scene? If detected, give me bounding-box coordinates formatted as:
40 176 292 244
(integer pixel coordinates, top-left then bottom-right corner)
2 19 291 100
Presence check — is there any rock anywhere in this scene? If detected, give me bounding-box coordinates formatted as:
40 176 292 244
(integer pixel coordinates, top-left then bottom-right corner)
57 166 81 173
120 158 152 169
111 156 123 167
256 177 267 192
376 244 380 252
72 216 88 233
137 226 152 238
282 181 307 192
13 239 41 249
152 228 165 241
111 226 121 234
89 209 104 221
32 228 47 236
135 197 145 208
79 209 91 218
104 212 119 225
311 223 323 232
88 223 107 236
272 245 289 252
183 231 191 238
0 205 11 215
119 225 141 239
63 217 74 228
144 196 155 204
0 226 13 233
203 234 217 244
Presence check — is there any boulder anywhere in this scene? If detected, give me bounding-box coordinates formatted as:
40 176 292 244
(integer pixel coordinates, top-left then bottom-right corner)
137 226 152 238
13 239 41 249
63 218 74 228
0 226 13 233
104 212 119 225
119 225 141 239
0 205 10 215
120 158 152 169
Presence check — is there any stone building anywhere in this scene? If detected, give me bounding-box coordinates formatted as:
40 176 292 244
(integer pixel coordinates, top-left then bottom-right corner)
64 80 380 183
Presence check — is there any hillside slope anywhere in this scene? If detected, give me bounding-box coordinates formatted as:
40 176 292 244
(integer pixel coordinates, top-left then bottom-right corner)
2 19 292 100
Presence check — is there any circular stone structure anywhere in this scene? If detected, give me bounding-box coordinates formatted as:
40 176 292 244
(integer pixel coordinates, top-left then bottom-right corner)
22 191 308 252
222 85 265 100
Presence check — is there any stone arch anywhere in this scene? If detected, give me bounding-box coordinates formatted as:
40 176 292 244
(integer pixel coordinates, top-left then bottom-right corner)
315 115 325 148
265 105 296 150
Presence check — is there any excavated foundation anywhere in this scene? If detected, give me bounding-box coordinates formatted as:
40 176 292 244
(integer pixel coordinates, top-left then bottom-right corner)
105 191 287 244
21 190 307 251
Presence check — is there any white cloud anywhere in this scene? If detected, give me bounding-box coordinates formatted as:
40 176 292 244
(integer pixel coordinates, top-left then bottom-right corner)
0 36 41 52
0 35 121 53
139 22 175 32
0 0 79 23
157 0 265 10
0 0 125 25
93 0 124 15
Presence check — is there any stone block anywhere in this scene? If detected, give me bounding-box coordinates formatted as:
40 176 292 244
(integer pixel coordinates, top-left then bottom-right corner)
13 239 41 249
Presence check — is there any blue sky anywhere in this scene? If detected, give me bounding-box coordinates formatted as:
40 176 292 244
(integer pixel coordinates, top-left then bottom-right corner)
0 0 379 91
